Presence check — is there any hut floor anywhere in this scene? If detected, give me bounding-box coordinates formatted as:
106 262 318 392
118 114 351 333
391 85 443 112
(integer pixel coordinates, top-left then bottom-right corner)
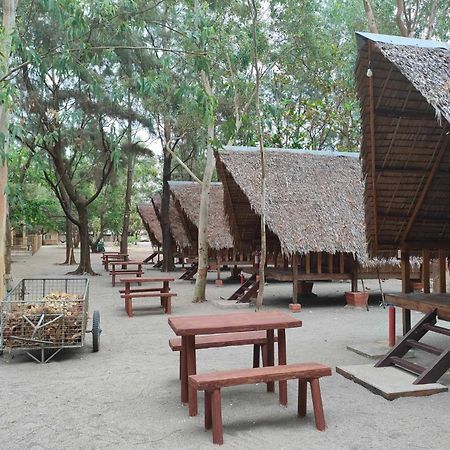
386 293 450 322
242 267 353 282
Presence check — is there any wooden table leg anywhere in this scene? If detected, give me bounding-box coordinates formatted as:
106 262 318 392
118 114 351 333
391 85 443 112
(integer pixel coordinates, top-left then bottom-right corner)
162 281 169 309
278 328 287 406
211 389 224 445
205 390 212 430
298 379 307 417
180 336 188 404
266 329 275 392
310 378 326 431
187 335 198 416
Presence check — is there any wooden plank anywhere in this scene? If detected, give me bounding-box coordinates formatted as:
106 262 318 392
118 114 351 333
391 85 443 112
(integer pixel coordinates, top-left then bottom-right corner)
386 293 450 322
317 252 322 274
188 363 332 390
339 253 345 274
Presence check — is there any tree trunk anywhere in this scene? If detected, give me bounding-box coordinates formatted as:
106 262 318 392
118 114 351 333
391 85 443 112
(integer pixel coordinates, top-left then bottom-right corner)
193 72 215 303
62 218 76 265
362 0 379 33
0 0 18 299
249 0 266 311
68 206 95 275
161 142 175 272
120 154 135 254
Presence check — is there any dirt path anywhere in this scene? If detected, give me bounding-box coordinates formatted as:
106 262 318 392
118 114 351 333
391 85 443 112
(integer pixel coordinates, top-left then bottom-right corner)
1 245 448 449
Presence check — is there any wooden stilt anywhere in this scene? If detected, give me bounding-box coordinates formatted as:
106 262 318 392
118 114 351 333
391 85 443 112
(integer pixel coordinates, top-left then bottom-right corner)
305 254 311 275
328 253 333 274
292 254 298 303
401 250 412 334
439 248 446 293
423 249 430 294
317 252 322 274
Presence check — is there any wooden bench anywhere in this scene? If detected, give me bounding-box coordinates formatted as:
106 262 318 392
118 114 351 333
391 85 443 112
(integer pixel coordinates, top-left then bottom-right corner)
120 291 176 316
169 331 279 376
188 363 332 445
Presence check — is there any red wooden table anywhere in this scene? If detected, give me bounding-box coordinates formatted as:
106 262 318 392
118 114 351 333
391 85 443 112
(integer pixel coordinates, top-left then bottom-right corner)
168 311 302 416
110 260 143 286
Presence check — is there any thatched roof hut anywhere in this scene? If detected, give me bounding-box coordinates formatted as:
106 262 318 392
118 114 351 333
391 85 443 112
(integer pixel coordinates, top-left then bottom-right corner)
168 181 234 250
137 203 162 246
137 194 191 250
356 32 450 257
217 146 367 258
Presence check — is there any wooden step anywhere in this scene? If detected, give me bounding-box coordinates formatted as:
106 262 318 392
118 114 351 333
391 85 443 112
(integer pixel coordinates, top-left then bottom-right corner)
406 339 442 355
423 324 450 337
389 356 426 375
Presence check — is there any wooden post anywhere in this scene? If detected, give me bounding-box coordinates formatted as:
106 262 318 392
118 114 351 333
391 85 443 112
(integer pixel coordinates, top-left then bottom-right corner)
292 254 298 304
328 253 333 274
401 250 411 334
317 252 322 274
339 253 345 274
305 254 311 275
351 255 358 292
439 248 446 293
423 249 430 294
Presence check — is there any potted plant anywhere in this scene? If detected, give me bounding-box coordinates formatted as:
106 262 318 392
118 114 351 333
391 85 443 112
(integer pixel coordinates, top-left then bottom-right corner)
345 280 369 308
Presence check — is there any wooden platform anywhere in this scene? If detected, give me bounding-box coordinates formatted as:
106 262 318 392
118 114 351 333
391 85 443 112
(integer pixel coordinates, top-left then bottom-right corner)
241 267 352 282
385 293 450 322
336 364 448 400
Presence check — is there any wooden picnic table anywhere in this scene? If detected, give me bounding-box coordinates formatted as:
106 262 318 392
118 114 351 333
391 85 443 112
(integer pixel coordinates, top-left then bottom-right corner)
168 311 302 416
120 277 175 315
103 253 128 270
109 260 143 286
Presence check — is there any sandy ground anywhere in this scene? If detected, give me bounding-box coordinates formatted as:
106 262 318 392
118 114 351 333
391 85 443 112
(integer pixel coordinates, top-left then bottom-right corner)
1 244 449 449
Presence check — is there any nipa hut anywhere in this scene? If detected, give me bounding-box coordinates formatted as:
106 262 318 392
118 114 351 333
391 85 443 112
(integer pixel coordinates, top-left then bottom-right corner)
168 181 251 282
216 145 417 300
137 193 191 263
356 32 450 333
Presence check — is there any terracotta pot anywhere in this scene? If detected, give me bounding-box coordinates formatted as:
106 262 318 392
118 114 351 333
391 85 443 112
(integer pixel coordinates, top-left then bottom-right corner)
215 279 224 287
289 303 302 313
345 291 369 308
411 281 423 293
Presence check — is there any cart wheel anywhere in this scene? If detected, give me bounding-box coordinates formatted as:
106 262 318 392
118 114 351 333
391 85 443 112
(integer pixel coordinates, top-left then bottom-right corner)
92 310 101 352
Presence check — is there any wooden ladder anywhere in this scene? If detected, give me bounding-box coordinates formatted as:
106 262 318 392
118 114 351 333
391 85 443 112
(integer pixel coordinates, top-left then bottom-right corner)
228 274 259 303
180 263 198 280
376 309 450 384
143 252 158 263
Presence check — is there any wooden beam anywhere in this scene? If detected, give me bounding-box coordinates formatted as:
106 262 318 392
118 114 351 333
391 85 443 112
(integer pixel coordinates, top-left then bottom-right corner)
422 249 430 294
368 41 379 252
439 249 446 294
401 132 450 244
379 212 450 225
378 240 450 250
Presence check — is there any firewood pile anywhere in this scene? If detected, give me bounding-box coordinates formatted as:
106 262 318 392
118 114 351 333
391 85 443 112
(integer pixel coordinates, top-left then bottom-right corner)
1 292 86 349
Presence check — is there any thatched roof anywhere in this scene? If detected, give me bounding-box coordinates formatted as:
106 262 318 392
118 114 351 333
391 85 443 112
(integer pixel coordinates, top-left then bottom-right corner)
356 32 450 256
137 203 162 246
217 146 367 257
168 181 234 250
137 194 191 249
151 193 192 249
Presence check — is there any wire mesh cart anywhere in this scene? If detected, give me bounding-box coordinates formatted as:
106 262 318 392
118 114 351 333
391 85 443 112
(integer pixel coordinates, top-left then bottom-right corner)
0 278 101 363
